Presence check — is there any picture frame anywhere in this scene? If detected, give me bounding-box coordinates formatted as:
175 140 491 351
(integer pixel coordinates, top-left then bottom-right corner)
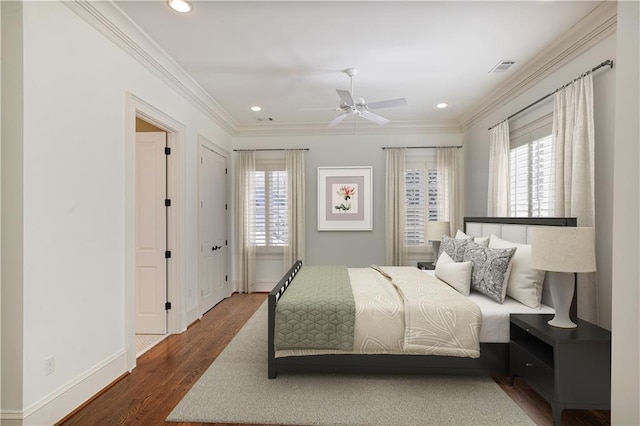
317 166 373 231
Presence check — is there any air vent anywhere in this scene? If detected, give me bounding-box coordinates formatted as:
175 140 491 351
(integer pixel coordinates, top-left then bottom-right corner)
489 60 518 73
256 117 274 122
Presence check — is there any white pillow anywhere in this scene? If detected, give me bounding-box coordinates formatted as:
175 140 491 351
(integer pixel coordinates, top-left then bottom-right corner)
488 234 546 309
455 229 489 247
435 252 473 296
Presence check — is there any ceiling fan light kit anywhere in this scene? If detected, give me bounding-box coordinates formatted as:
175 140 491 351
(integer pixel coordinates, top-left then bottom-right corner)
327 68 408 128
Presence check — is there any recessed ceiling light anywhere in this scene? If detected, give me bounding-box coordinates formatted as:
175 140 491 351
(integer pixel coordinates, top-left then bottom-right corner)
168 0 192 13
436 103 449 109
250 106 262 112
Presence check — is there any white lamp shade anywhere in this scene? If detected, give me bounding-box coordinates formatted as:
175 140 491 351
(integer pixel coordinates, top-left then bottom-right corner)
530 227 596 273
425 221 450 242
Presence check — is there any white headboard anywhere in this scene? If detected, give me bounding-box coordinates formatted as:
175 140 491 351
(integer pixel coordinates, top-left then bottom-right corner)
463 217 577 310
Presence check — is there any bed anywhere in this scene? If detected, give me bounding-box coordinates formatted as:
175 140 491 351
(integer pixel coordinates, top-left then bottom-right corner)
267 217 577 378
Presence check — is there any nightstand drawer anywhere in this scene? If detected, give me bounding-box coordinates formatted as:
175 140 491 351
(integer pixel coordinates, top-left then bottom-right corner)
510 340 554 400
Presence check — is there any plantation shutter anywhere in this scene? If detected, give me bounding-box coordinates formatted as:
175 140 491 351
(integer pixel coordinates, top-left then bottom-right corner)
268 170 288 246
428 168 439 221
253 171 266 246
405 168 425 246
509 133 555 217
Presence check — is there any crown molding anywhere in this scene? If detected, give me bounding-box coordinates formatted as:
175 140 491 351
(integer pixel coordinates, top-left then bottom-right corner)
63 1 237 135
63 0 614 138
233 119 462 138
64 1 453 138
459 1 617 130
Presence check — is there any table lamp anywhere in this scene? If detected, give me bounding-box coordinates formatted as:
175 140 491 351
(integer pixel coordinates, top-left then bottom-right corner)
531 226 596 328
425 221 450 265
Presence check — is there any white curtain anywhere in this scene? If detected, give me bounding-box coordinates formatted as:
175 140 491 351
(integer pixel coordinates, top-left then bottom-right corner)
553 74 597 323
235 151 256 293
285 150 305 268
437 147 460 237
385 148 407 266
487 121 511 216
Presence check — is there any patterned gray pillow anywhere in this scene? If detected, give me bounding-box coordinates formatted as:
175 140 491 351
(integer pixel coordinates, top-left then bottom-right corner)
463 245 516 303
438 235 474 262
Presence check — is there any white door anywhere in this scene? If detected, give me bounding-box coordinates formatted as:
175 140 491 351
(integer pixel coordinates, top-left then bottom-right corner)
135 132 167 334
199 145 228 315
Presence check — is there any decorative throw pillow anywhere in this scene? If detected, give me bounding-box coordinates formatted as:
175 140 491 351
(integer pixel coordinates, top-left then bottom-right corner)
435 252 473 296
455 229 490 247
488 235 546 309
463 245 516 303
438 235 475 263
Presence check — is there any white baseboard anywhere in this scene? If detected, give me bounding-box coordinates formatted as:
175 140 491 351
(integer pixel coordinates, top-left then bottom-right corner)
21 350 128 426
253 281 276 292
0 411 24 426
186 305 199 325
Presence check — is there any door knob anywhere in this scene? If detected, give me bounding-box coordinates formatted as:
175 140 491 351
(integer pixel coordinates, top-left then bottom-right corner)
212 245 222 251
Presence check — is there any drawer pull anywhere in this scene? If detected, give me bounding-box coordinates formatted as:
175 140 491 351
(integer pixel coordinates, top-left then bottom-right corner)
525 362 534 367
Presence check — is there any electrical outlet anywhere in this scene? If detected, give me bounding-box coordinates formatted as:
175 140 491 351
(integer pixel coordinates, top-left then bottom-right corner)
45 356 55 376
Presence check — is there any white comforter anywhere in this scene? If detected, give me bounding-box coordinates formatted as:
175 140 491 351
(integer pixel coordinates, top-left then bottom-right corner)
275 266 482 358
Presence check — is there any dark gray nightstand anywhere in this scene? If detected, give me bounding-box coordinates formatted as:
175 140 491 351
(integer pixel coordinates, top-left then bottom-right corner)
417 261 435 270
510 314 611 426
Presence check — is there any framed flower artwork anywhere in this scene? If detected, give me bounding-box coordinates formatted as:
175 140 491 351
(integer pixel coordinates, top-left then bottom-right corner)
317 166 373 231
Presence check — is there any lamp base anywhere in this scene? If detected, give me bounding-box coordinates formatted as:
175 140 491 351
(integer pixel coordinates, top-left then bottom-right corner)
548 317 577 329
432 241 441 263
547 271 577 329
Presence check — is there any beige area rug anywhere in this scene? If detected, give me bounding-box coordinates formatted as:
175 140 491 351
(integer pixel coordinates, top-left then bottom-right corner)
167 302 534 425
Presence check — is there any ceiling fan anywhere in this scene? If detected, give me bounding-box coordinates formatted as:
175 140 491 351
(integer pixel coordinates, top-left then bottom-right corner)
328 68 408 128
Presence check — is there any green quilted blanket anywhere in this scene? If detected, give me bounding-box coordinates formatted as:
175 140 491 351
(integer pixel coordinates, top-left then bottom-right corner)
274 266 355 351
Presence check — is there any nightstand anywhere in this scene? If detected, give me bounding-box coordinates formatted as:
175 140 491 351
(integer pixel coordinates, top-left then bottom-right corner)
417 261 435 270
510 314 611 426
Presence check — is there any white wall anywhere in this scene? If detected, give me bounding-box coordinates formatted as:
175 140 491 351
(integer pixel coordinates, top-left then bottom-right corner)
2 2 233 424
611 1 640 423
462 33 616 329
233 132 463 290
1 1 24 421
0 0 3 416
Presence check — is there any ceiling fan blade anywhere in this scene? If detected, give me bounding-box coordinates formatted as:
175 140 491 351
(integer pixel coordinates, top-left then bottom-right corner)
336 89 354 106
360 111 390 126
298 107 342 111
366 98 408 110
328 112 350 128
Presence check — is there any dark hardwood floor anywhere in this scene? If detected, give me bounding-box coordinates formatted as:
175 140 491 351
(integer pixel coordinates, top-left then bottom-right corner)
58 293 610 426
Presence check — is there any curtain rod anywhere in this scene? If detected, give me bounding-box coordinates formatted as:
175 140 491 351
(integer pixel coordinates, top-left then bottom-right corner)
382 145 462 150
233 148 310 152
488 59 613 131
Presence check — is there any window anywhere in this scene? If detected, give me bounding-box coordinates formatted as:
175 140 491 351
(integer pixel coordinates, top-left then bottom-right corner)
253 163 288 251
405 155 439 248
510 131 555 217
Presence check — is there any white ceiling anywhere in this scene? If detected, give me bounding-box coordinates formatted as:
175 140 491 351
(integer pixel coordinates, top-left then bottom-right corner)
115 1 602 130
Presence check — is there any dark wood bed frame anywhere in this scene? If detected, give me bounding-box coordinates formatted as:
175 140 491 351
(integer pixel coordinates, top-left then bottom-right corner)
268 217 577 379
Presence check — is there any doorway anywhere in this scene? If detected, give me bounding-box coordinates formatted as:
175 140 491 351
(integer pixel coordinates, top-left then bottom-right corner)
126 93 187 370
